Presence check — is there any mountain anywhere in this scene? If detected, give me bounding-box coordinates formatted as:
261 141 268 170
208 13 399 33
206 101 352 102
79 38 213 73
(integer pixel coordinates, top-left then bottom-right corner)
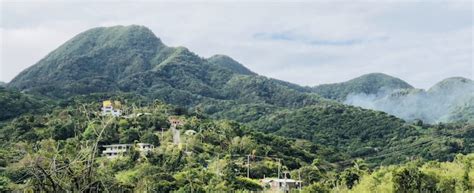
344 76 474 123
8 25 320 109
428 77 473 93
431 77 474 123
0 81 6 87
312 73 414 101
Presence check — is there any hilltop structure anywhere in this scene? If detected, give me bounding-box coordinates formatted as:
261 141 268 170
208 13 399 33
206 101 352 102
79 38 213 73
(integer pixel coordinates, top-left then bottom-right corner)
101 100 122 117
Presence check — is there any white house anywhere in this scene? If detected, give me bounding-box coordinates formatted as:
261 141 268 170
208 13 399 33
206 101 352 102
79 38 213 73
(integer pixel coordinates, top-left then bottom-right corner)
102 143 154 159
101 100 122 117
136 143 154 153
260 178 302 192
102 144 132 158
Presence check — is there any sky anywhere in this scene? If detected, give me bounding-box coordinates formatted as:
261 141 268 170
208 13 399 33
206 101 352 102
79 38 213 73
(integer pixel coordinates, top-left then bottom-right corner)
0 0 472 89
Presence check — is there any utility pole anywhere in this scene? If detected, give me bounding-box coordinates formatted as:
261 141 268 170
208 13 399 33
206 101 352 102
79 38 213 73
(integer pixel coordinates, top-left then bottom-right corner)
277 158 281 179
283 171 289 192
247 154 250 178
299 170 302 191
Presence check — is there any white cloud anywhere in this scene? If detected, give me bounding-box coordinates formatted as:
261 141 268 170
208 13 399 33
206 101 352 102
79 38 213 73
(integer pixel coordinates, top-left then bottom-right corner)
0 1 472 89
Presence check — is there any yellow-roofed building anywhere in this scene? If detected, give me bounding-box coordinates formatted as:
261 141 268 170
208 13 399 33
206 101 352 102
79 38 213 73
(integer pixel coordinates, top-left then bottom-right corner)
101 100 122 117
103 100 112 107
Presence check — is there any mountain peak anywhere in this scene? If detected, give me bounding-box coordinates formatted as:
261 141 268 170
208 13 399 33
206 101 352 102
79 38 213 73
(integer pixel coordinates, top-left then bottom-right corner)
354 72 403 81
312 72 413 101
64 25 163 53
9 25 167 94
348 73 413 88
429 77 473 93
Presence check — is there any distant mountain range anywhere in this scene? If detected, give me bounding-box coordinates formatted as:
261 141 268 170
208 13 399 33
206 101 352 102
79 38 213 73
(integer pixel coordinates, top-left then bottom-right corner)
322 75 474 123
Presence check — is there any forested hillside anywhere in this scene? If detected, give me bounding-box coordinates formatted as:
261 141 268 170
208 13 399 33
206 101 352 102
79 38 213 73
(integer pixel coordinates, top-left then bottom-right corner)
0 100 330 192
0 87 53 121
250 104 474 165
1 98 473 192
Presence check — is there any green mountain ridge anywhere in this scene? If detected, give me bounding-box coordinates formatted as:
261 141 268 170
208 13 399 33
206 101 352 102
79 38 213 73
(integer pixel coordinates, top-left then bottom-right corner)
312 73 414 101
342 76 474 123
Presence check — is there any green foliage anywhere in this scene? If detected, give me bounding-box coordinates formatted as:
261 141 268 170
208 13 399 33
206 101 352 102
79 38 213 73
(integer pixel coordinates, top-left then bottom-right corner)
140 132 160 146
303 182 331 193
0 175 11 191
392 166 437 193
349 154 474 193
0 97 473 192
119 128 140 143
0 87 52 121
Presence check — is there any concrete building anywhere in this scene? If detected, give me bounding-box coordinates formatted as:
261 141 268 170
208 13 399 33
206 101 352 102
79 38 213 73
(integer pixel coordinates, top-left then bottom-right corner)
102 143 154 159
136 143 154 153
101 100 122 117
260 178 302 192
102 144 132 158
168 116 185 127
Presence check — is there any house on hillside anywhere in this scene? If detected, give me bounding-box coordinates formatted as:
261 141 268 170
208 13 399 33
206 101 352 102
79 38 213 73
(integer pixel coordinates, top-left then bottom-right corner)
168 116 185 127
260 178 302 192
102 143 154 159
101 100 122 117
102 144 132 158
123 112 152 119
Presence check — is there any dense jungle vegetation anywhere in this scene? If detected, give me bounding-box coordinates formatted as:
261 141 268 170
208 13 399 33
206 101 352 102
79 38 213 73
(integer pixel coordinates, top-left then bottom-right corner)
0 91 473 192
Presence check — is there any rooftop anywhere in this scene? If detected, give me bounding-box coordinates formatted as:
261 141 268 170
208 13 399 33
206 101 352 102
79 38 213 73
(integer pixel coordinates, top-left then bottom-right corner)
261 178 302 183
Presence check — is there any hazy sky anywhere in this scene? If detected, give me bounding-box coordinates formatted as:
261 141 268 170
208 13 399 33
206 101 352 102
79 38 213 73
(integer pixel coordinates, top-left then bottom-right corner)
1 0 472 88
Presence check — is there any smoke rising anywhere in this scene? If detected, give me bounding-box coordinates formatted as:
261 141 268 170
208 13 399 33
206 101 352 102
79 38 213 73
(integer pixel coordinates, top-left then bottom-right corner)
344 78 474 123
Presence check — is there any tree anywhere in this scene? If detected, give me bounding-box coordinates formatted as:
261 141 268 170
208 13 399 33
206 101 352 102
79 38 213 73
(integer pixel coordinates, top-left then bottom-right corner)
119 128 140 143
0 175 11 192
392 167 437 193
302 182 330 193
140 132 160 146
